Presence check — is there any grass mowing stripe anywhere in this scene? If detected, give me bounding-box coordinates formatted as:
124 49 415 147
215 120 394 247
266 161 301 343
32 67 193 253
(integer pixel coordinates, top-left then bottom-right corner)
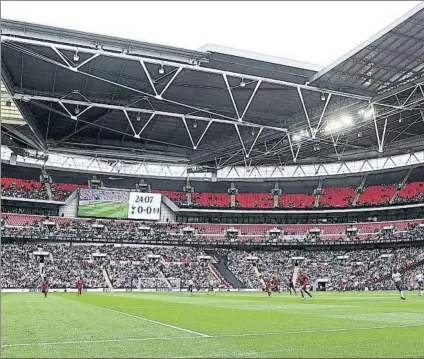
103 308 210 337
4 323 423 349
1 335 194 348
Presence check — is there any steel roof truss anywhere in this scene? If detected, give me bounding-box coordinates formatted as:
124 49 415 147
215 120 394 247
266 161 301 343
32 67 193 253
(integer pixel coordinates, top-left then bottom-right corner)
297 88 313 135
182 116 196 149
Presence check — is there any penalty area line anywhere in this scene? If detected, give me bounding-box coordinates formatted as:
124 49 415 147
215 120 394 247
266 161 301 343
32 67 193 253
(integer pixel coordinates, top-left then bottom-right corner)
3 323 424 349
103 307 210 337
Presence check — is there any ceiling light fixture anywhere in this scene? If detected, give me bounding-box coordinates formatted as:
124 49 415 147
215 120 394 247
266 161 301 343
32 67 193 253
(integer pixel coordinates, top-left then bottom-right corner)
158 65 165 75
73 51 79 62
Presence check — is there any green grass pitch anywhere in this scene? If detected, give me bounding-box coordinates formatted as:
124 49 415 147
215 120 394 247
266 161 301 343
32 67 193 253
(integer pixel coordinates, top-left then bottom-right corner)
1 291 423 358
77 201 129 219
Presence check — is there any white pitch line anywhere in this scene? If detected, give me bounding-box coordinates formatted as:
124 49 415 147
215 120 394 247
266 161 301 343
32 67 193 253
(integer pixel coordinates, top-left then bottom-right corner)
103 308 210 338
1 335 193 348
3 323 423 349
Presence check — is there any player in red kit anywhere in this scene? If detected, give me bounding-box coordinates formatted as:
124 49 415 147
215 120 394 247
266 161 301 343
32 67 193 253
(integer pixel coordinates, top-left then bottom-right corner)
298 274 313 300
264 278 272 297
77 278 84 296
272 277 282 293
41 277 49 298
338 279 345 292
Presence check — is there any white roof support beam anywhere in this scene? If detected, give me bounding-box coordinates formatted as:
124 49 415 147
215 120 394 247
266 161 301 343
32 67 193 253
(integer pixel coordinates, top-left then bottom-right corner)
247 127 263 158
181 116 196 149
372 104 383 153
1 35 371 101
8 41 244 124
3 145 424 179
160 67 183 97
234 124 248 157
195 121 212 149
314 93 332 137
379 118 388 153
123 110 137 137
140 60 159 98
287 133 301 163
297 87 313 135
76 53 100 70
136 113 156 138
223 74 241 120
240 80 262 121
13 93 287 133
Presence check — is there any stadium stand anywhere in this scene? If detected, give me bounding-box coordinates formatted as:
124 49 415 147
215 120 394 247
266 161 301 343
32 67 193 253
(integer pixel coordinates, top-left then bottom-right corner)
356 185 397 207
3 176 423 208
1 177 49 200
319 187 355 208
395 181 424 204
2 213 423 243
2 241 423 291
236 193 274 209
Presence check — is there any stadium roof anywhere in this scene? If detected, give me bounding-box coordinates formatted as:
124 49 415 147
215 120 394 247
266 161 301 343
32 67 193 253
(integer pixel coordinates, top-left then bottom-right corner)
1 2 424 169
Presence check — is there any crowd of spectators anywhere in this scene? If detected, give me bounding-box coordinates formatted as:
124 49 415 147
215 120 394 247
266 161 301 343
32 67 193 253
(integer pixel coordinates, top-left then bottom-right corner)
223 246 424 291
1 178 49 200
2 175 424 209
2 214 423 246
2 241 422 292
1 242 221 290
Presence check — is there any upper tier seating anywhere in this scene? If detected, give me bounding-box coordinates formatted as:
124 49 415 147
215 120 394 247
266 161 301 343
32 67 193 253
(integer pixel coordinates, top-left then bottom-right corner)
356 185 396 207
279 193 315 208
236 193 274 209
2 176 423 209
152 190 187 206
191 192 231 208
319 187 355 208
1 178 48 200
396 181 424 204
50 182 87 201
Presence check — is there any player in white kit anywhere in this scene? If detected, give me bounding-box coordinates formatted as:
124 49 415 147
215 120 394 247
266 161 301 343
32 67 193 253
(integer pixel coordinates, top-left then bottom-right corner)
188 279 194 296
416 273 423 296
392 269 405 300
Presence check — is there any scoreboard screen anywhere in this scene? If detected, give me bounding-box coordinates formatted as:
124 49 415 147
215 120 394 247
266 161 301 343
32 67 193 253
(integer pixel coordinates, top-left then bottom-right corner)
128 192 161 221
78 188 161 221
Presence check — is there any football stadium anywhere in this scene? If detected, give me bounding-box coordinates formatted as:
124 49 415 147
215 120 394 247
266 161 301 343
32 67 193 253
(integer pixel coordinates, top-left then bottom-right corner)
1 2 424 358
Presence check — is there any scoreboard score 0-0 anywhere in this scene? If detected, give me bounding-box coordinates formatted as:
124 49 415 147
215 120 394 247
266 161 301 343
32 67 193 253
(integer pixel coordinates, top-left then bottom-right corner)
128 192 162 220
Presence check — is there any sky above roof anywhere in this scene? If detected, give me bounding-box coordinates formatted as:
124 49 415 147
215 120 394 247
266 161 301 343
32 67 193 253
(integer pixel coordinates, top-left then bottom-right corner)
1 1 421 67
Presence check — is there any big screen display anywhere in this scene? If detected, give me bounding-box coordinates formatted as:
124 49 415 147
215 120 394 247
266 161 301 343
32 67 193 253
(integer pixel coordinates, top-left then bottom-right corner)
78 189 161 220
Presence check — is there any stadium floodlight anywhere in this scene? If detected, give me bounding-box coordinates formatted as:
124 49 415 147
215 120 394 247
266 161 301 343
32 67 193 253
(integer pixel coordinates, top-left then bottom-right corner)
240 78 246 88
158 65 165 75
341 115 353 125
358 132 362 138
75 105 80 115
292 133 301 142
325 120 342 133
251 128 255 136
73 51 79 62
360 107 374 120
136 113 141 121
193 120 197 129
320 93 326 101
398 115 403 123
